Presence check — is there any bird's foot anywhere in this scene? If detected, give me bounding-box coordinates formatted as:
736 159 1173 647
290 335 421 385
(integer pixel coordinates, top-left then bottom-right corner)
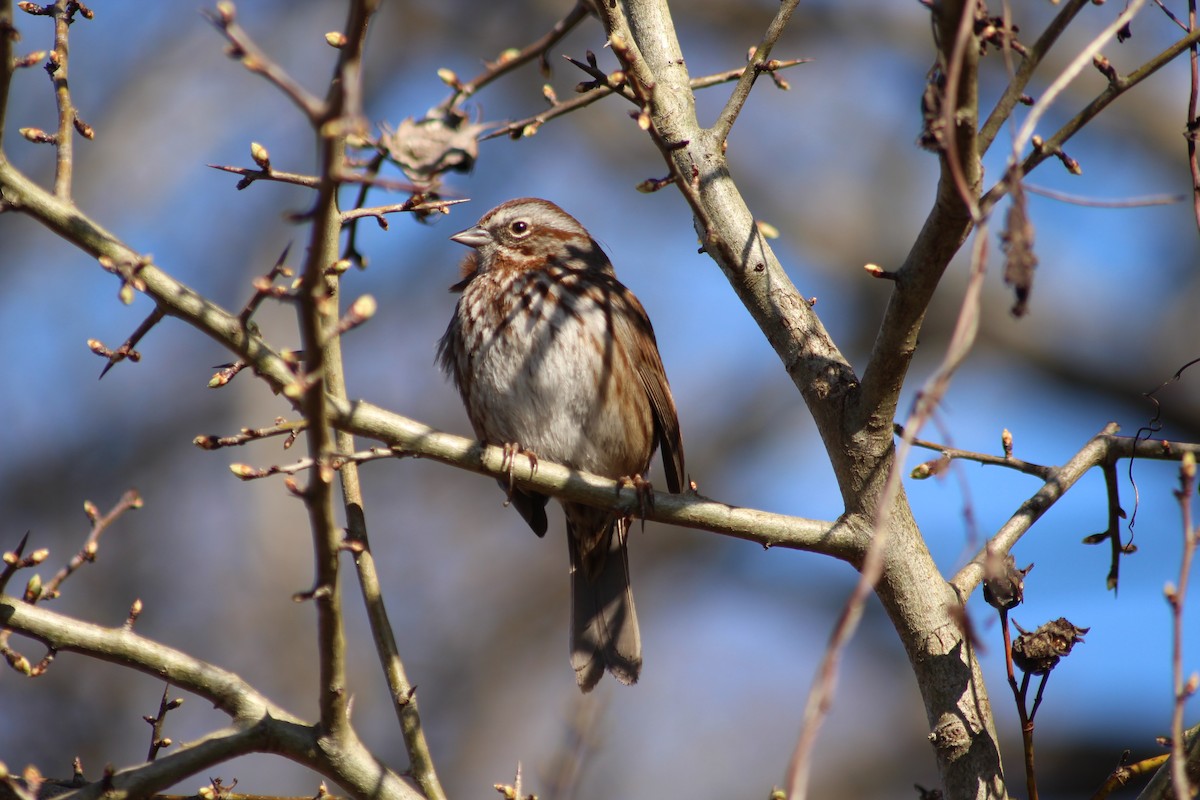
500 442 538 502
618 473 654 529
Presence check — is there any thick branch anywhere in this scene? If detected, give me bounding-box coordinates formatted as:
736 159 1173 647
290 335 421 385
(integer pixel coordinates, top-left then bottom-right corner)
0 598 424 800
855 0 981 438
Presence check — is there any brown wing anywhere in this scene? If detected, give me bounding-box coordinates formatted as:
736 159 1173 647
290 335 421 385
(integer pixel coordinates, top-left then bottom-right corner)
618 293 685 494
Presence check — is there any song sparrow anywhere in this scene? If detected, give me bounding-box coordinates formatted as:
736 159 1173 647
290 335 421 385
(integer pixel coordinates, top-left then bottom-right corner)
437 198 685 692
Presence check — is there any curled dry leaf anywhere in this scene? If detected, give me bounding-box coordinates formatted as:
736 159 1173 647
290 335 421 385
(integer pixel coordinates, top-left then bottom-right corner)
1011 617 1089 675
982 552 1032 611
381 111 486 184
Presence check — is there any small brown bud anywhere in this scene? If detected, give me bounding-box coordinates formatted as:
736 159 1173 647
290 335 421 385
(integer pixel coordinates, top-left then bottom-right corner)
324 31 347 48
73 115 95 139
250 141 270 169
349 294 376 321
24 573 43 602
229 463 258 479
755 220 780 239
14 50 47 68
19 127 55 144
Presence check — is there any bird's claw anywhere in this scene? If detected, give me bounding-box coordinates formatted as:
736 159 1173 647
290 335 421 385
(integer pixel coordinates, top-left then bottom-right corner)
619 474 654 529
500 442 538 502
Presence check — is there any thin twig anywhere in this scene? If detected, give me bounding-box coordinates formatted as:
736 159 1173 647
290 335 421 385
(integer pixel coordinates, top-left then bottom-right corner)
1187 0 1200 234
94 307 167 379
0 0 17 152
194 418 307 450
1090 751 1169 799
978 0 1090 154
42 489 143 600
1169 455 1197 798
238 244 294 325
230 446 400 479
899 425 1055 480
49 0 76 197
482 59 808 142
1010 0 1147 161
940 0 984 221
208 162 321 190
339 196 466 224
436 0 590 112
1023 183 1185 208
710 0 800 142
144 683 183 762
203 2 324 122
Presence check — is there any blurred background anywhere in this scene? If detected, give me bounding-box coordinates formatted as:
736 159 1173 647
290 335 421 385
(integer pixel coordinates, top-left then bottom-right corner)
2 1 1198 798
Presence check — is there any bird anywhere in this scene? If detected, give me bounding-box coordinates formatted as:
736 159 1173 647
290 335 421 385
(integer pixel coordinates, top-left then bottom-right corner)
437 197 685 691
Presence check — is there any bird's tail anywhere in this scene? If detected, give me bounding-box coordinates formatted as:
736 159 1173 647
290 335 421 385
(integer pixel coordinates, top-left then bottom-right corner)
566 507 641 692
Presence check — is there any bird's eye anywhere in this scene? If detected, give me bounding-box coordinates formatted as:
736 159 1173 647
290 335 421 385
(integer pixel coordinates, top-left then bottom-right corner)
509 220 530 236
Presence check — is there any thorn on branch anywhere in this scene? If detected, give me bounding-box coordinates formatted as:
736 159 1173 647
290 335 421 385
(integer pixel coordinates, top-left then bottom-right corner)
92 306 167 379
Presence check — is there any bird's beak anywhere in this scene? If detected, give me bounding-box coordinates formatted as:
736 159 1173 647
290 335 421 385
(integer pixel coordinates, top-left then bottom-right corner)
450 225 492 248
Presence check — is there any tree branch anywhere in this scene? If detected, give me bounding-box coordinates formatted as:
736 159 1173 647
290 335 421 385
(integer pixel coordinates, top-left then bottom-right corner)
0 597 424 800
710 0 800 141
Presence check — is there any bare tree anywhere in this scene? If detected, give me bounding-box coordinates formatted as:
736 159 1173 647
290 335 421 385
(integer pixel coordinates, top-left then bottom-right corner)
1 1 1198 800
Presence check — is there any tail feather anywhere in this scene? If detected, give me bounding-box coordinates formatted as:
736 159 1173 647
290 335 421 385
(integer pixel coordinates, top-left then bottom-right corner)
566 510 641 692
